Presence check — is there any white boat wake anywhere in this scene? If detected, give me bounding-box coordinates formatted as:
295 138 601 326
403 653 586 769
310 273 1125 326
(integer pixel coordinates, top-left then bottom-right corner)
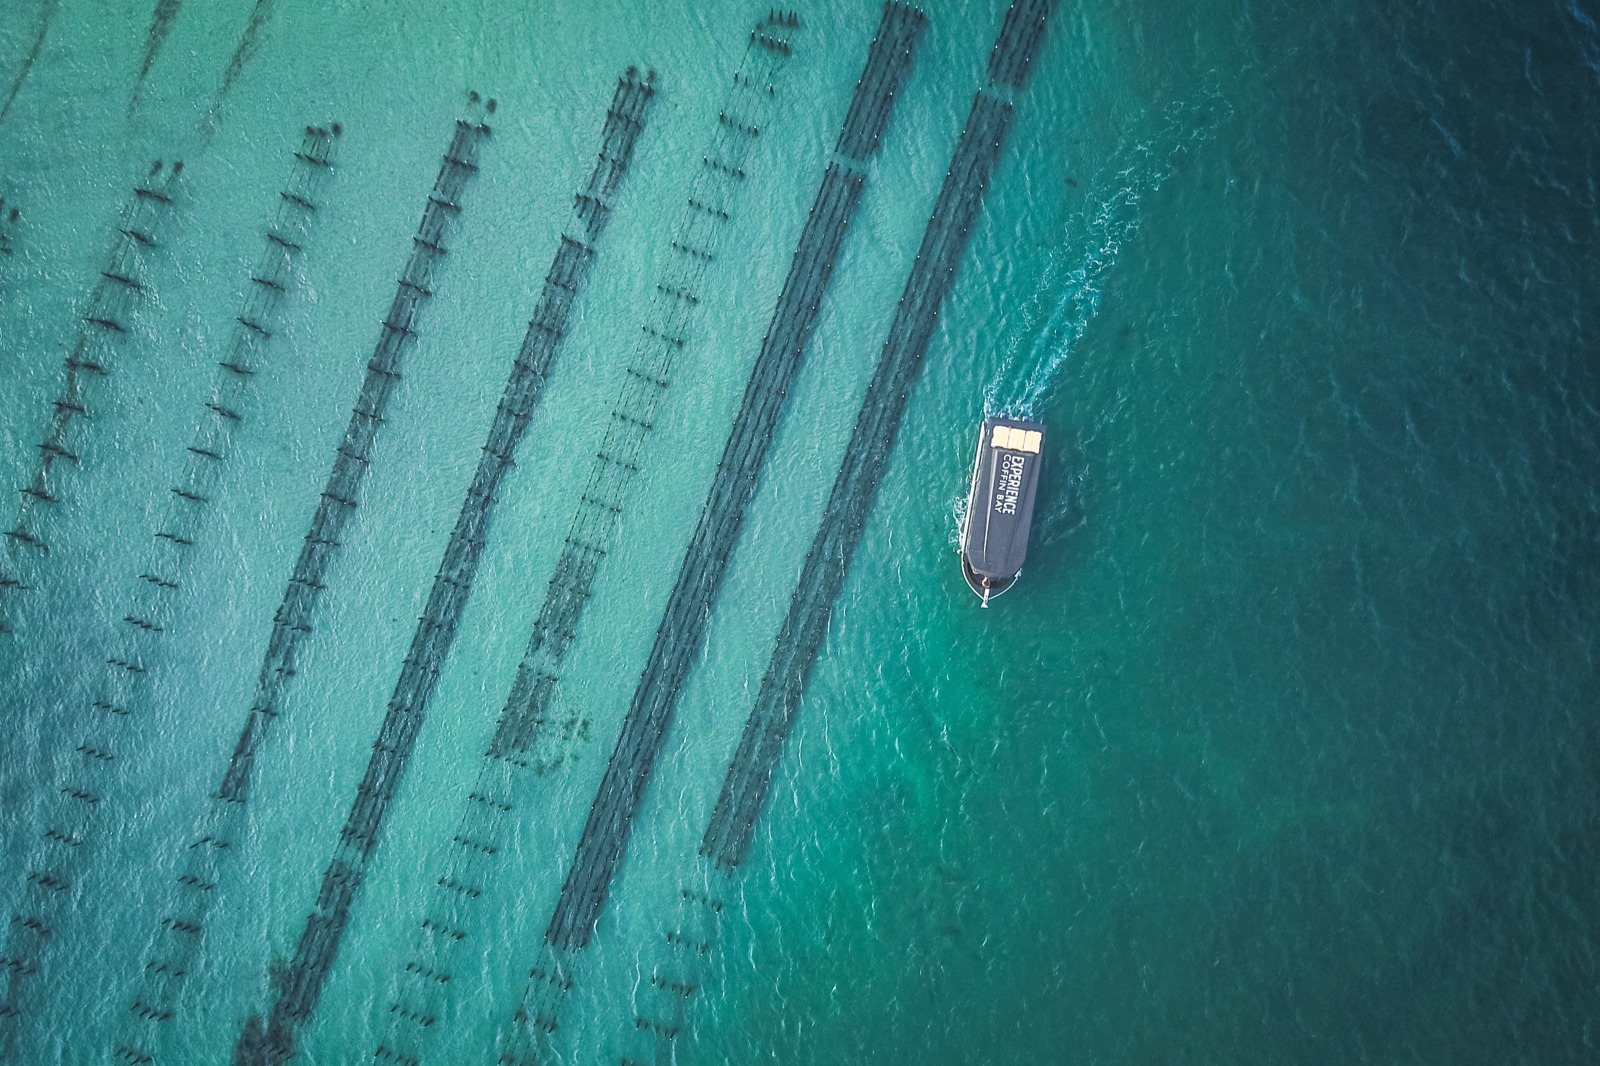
984 85 1227 421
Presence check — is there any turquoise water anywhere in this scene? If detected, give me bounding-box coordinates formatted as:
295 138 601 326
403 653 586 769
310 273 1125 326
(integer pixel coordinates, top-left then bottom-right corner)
2 0 1598 1063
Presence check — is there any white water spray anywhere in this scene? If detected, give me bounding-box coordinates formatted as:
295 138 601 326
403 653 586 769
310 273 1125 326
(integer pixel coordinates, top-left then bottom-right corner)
983 88 1226 420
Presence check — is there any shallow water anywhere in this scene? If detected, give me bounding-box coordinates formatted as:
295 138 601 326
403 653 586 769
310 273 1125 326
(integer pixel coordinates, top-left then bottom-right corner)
1 0 1597 1063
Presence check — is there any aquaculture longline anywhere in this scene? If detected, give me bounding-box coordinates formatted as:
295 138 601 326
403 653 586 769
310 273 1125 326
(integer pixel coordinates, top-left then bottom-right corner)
216 97 495 1066
628 0 1054 1058
350 68 655 1066
0 161 184 640
94 122 342 1066
504 3 932 1061
486 14 805 1062
0 127 338 1060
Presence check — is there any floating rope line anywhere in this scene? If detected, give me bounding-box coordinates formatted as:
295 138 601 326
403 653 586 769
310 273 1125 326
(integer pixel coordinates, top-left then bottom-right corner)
584 3 927 1055
489 17 803 1063
482 12 796 783
209 96 489 825
180 70 648 1066
703 84 1013 868
306 15 797 1066
704 0 1050 880
503 9 928 1061
552 0 922 946
130 0 183 114
8 123 343 1066
628 3 1054 1061
616 872 732 1065
0 127 337 1058
986 0 1051 89
358 70 657 1066
0 160 183 642
0 197 17 260
101 96 487 1066
0 0 57 126
0 194 18 314
213 0 275 111
199 0 280 144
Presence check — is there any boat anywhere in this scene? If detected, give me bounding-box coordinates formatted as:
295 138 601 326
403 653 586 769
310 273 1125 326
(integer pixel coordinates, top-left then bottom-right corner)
959 416 1044 606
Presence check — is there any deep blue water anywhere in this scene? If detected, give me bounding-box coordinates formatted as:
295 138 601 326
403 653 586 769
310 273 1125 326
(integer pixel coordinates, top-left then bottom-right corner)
0 0 1597 1063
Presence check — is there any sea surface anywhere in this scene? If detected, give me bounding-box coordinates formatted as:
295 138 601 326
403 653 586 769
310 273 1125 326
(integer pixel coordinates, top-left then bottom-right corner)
0 0 1597 1063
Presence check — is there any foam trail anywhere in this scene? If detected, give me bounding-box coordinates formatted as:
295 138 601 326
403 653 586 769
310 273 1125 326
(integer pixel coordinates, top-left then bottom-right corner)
948 490 968 551
994 183 1139 418
983 89 1225 418
0 0 58 126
